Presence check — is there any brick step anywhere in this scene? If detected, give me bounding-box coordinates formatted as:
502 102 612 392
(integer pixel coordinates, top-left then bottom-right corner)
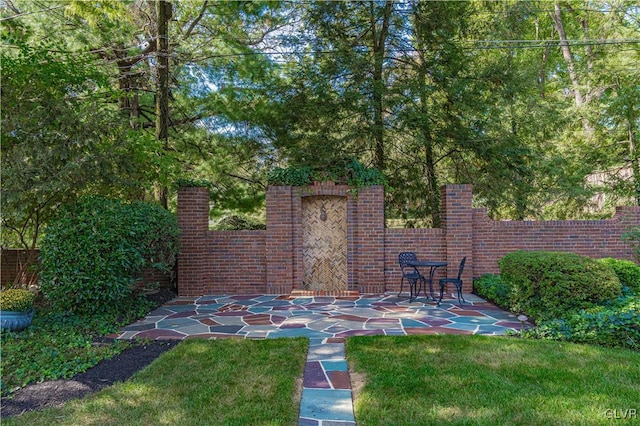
290 290 360 298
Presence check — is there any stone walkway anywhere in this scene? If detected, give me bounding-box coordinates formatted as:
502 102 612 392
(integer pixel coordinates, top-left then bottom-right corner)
115 293 525 425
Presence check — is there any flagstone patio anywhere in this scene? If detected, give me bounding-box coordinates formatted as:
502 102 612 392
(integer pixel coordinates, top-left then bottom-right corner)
115 292 525 340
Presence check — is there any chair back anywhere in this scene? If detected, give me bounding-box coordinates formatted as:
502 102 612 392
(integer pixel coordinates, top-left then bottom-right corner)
456 257 467 280
398 252 418 270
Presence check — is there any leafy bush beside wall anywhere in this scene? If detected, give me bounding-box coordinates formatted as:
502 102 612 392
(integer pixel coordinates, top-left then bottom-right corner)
499 251 621 322
473 274 513 307
520 295 639 351
39 197 179 315
598 258 640 294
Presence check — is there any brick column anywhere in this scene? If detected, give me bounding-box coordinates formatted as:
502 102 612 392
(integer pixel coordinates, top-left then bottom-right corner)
266 186 295 294
177 187 209 296
441 184 473 292
355 186 386 293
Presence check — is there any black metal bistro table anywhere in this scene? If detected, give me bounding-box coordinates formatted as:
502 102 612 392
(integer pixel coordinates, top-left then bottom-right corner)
406 260 448 301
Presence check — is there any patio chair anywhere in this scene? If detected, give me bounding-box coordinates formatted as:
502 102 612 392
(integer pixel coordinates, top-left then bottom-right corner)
398 252 426 301
437 257 466 305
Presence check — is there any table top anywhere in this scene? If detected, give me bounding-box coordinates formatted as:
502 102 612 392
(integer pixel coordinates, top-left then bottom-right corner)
407 260 447 267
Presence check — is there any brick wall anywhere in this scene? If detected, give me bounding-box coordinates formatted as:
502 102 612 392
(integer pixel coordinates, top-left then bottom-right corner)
173 184 640 296
472 206 640 277
1 249 171 290
1 249 39 288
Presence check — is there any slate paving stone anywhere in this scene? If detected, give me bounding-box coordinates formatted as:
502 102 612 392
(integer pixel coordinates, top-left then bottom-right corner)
156 318 201 330
165 311 197 319
121 322 157 332
304 361 330 388
206 325 243 334
321 360 348 371
300 389 354 422
327 371 351 389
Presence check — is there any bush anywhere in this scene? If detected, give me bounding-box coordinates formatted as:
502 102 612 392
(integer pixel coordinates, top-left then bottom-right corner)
39 197 179 315
598 258 640 294
520 295 639 351
0 289 35 312
473 274 512 307
499 251 621 322
212 214 266 230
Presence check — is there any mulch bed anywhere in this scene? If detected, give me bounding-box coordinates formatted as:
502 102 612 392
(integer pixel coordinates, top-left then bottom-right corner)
1 288 180 418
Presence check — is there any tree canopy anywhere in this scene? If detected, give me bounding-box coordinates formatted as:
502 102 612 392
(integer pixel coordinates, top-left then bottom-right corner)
2 0 639 248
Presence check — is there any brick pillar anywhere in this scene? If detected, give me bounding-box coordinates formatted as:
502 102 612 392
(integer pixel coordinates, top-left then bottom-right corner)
266 186 295 294
441 184 473 292
177 187 209 296
355 186 386 293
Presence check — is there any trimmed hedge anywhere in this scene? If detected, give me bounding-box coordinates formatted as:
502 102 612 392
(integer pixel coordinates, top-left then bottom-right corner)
499 251 621 322
473 274 512 307
598 258 640 294
39 197 179 315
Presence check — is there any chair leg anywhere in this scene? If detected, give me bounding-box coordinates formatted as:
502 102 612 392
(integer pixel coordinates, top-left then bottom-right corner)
409 278 416 302
456 284 466 305
398 277 405 297
437 282 445 306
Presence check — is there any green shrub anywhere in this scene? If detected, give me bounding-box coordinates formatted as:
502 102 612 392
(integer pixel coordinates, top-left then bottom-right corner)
473 274 512 307
598 258 640 294
267 166 313 186
0 289 34 312
39 197 179 315
520 295 639 351
499 251 621 322
212 214 266 230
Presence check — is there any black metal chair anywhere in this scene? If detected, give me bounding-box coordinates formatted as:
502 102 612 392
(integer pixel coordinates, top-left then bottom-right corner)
437 257 467 305
398 252 426 301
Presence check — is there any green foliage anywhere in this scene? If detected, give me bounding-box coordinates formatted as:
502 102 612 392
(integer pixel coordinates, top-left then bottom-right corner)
623 226 640 263
0 289 35 312
266 159 386 192
39 197 179 316
520 295 639 351
211 215 266 231
473 274 512 307
0 297 153 396
499 251 622 321
174 178 213 189
345 158 387 188
266 166 313 186
598 258 640 294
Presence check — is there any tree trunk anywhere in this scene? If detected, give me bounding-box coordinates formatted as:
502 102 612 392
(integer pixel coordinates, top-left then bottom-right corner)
156 0 171 209
369 0 392 171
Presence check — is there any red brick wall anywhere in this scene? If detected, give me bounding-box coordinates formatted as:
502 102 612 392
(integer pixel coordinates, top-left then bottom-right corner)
384 229 445 292
205 231 266 294
442 185 474 290
1 249 171 290
472 206 640 277
177 187 209 296
1 249 39 288
177 184 640 296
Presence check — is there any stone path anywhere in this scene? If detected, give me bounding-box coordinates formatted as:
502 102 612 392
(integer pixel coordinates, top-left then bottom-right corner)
299 338 355 425
115 293 526 425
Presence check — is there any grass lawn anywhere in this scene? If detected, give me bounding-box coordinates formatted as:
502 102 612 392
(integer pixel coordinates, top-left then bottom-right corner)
5 338 308 426
347 335 640 426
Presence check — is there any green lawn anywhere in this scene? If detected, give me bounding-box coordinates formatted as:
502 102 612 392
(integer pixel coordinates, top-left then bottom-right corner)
6 335 640 426
347 335 640 426
5 338 308 426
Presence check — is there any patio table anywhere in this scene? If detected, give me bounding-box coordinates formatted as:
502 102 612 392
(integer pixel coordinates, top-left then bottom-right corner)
406 260 448 300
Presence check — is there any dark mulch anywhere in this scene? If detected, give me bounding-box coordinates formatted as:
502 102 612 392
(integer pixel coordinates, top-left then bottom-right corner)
1 288 180 418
